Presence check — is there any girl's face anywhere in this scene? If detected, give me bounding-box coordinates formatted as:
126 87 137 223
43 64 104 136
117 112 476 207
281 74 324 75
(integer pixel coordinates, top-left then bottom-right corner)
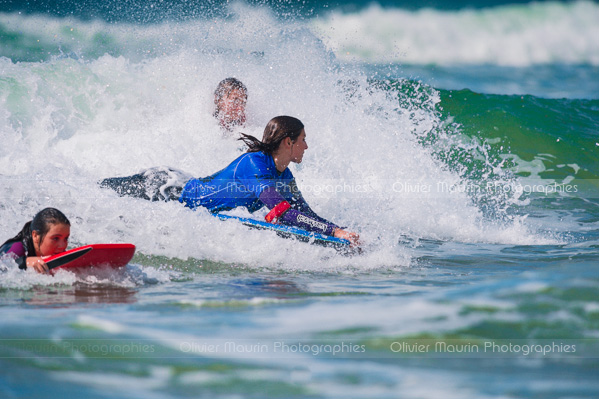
33 223 70 256
290 129 308 164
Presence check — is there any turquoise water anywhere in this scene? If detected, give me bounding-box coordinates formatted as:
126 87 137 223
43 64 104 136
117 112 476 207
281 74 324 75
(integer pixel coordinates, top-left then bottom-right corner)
1 1 599 398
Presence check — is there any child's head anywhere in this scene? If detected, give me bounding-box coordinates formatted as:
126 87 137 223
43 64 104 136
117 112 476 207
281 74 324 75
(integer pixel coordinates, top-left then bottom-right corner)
214 77 248 129
238 116 306 157
30 208 71 256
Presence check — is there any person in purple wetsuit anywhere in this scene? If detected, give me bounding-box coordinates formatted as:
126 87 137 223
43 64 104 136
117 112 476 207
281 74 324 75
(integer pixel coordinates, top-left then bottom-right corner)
101 116 360 246
0 208 71 273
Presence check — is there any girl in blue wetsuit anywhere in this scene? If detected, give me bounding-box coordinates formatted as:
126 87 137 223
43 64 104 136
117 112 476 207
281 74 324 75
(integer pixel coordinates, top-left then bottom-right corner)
101 116 359 245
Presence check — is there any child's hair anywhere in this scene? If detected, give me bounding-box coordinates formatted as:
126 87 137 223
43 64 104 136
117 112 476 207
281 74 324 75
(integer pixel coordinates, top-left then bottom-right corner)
2 208 70 256
238 116 304 155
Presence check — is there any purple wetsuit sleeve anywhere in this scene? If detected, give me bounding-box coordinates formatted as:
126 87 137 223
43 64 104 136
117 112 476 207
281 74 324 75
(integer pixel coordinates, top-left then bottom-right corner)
288 185 339 226
258 186 287 208
279 208 337 236
258 187 338 236
1 241 27 269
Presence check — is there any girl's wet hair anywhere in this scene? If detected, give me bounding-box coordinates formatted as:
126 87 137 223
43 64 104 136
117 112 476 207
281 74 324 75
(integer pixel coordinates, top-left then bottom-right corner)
2 208 70 256
238 116 304 155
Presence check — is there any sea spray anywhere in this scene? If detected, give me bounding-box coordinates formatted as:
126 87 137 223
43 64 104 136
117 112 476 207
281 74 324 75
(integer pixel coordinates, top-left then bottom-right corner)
1 4 557 273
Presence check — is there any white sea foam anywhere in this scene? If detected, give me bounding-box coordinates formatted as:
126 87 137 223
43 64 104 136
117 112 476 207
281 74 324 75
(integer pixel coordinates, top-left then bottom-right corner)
0 257 78 289
0 255 174 290
0 3 555 273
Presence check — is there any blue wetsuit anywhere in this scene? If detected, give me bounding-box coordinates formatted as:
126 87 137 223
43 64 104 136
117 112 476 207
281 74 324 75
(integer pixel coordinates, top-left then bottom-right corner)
180 152 339 236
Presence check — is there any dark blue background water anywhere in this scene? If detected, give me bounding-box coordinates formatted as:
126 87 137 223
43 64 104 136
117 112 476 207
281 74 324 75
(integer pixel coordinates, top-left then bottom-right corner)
0 0 566 21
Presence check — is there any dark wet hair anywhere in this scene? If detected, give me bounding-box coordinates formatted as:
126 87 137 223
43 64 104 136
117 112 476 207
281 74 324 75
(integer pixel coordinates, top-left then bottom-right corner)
213 77 248 114
2 208 70 256
238 116 304 155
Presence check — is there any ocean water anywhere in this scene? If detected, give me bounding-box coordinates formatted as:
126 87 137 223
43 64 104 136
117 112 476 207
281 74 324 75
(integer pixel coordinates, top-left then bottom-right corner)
1 1 598 398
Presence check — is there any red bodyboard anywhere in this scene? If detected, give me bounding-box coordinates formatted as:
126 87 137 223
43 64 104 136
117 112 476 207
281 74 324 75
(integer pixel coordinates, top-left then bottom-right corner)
45 244 136 271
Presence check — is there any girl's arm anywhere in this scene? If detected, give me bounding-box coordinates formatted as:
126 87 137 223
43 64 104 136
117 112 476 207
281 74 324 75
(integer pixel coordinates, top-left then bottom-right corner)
259 186 338 236
259 186 361 246
1 242 49 273
283 181 361 246
286 180 338 226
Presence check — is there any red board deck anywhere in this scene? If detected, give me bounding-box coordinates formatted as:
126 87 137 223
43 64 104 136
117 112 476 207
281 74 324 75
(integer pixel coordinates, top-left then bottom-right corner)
45 243 136 271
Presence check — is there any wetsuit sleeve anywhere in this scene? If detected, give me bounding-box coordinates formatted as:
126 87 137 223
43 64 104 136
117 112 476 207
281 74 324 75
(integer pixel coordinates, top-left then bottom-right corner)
259 186 339 236
287 180 339 226
0 241 27 270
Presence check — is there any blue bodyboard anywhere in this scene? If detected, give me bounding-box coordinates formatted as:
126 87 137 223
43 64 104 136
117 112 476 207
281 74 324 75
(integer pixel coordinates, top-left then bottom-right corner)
215 214 351 250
